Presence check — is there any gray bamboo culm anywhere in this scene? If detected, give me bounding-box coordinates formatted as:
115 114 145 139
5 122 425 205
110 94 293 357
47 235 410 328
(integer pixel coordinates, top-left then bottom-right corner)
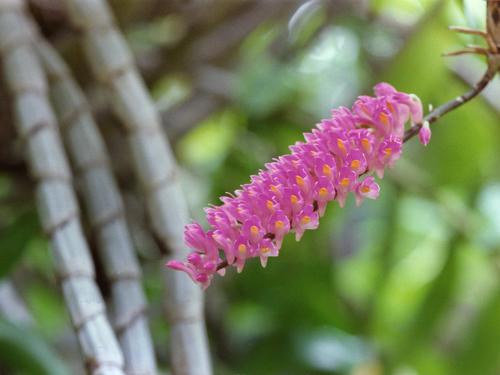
0 3 125 375
61 1 212 374
36 40 158 375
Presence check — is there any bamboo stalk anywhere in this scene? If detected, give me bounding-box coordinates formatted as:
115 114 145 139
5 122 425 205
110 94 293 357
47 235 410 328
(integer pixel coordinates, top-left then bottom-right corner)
61 1 212 374
36 39 158 375
0 4 125 375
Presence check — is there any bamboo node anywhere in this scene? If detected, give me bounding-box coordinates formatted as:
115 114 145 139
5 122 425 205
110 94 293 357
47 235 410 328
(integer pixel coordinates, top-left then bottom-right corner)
75 157 110 176
91 207 126 230
164 313 203 326
100 64 134 87
56 271 95 285
108 271 141 283
86 359 124 375
17 120 55 145
43 210 79 236
59 103 91 131
11 83 47 97
142 167 178 196
31 172 72 185
73 307 106 330
114 307 148 336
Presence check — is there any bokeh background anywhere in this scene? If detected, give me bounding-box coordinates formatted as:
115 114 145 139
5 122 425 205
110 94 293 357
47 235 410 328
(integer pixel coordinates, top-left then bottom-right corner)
1 0 500 374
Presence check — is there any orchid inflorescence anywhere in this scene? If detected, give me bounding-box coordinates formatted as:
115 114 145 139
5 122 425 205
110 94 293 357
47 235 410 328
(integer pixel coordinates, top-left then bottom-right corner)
167 83 427 288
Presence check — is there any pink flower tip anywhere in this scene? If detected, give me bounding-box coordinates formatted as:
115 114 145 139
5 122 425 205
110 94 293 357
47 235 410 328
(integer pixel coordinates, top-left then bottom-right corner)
418 121 431 146
166 260 184 270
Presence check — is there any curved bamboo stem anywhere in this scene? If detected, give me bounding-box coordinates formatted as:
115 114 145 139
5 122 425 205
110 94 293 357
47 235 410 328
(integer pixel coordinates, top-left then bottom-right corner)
36 40 157 375
0 3 125 375
61 0 212 374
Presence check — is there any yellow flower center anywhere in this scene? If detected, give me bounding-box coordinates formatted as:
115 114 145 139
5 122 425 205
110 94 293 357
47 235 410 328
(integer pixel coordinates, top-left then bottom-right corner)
266 200 274 211
238 244 247 255
379 112 390 126
250 225 259 235
337 139 347 154
322 164 332 177
275 220 284 230
361 186 371 193
361 138 371 152
340 178 350 187
387 101 395 113
296 175 305 187
319 187 328 199
290 194 299 205
351 160 361 169
301 216 311 224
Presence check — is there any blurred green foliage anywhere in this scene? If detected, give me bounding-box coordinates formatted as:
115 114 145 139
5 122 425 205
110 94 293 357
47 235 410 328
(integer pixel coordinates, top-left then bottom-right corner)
2 0 500 374
0 211 38 279
0 321 69 375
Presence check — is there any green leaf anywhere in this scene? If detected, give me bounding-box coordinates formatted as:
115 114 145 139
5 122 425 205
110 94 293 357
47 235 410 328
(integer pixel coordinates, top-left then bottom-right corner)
0 320 69 375
0 211 39 280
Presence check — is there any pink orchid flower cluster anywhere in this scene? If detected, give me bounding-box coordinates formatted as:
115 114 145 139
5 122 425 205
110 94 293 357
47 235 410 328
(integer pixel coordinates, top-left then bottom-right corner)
167 83 426 288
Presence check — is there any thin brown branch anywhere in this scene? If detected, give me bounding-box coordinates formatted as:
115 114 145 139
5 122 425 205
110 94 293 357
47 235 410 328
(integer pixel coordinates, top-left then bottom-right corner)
443 47 489 57
403 68 495 142
449 26 488 38
450 56 500 112
403 3 500 142
449 25 497 52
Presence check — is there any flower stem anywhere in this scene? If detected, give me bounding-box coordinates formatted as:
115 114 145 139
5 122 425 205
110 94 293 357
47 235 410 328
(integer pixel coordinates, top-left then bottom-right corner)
404 69 495 143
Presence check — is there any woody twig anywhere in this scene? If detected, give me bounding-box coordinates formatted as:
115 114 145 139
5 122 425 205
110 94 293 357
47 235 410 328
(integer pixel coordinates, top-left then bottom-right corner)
404 1 500 143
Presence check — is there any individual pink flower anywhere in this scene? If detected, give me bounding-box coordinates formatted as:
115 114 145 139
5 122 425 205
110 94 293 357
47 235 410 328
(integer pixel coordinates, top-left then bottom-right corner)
336 167 358 208
355 176 380 206
166 83 425 288
313 177 336 216
418 121 431 146
293 204 320 241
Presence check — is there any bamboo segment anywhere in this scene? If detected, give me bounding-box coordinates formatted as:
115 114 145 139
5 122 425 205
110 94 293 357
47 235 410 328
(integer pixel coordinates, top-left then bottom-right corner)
0 5 125 375
36 39 158 375
61 1 213 374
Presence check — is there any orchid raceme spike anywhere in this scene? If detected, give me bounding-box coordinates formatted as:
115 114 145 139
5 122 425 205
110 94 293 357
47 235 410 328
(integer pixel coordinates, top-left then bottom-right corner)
166 83 424 288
